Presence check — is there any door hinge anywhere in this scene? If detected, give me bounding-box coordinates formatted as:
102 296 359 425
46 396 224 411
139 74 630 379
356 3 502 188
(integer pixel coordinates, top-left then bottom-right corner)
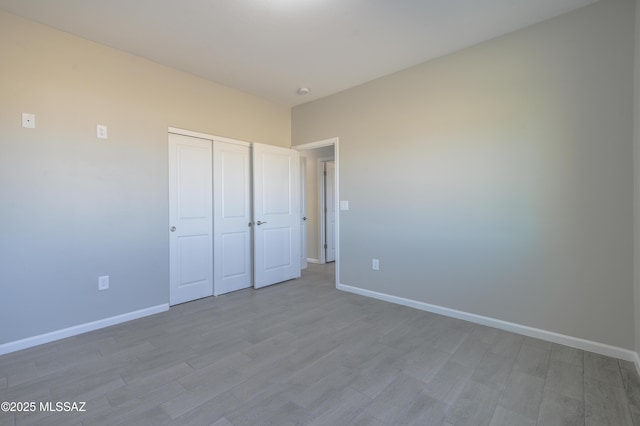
324 244 328 249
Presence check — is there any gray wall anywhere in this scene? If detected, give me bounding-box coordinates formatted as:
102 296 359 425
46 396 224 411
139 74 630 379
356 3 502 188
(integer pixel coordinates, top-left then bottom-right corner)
635 0 640 357
293 0 635 349
0 11 290 344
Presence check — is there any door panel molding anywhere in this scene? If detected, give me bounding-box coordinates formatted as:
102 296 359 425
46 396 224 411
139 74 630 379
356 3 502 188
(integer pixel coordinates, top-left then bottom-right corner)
214 140 252 296
169 133 213 305
253 143 301 289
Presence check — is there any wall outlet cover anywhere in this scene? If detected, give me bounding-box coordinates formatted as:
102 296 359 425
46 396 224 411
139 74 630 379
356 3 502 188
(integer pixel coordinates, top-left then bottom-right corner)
372 259 380 270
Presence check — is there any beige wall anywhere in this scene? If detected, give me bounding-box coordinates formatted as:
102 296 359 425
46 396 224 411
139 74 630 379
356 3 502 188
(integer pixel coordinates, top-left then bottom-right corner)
0 11 290 344
293 0 635 349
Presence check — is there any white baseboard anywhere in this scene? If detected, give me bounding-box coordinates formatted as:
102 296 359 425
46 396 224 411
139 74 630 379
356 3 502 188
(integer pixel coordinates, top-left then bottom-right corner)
306 258 321 264
338 283 638 362
0 304 169 356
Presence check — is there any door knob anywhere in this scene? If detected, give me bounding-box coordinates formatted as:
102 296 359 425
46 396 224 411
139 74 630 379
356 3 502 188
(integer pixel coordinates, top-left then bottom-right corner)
248 222 253 227
256 220 267 226
170 226 176 232
303 217 307 221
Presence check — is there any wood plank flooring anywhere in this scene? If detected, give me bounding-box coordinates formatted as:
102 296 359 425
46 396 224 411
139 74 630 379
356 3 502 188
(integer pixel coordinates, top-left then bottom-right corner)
1 263 639 425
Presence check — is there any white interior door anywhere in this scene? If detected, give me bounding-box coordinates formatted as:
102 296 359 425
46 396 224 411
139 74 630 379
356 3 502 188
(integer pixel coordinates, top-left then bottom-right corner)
253 143 301 288
325 161 336 262
169 133 213 305
213 140 252 295
300 157 308 270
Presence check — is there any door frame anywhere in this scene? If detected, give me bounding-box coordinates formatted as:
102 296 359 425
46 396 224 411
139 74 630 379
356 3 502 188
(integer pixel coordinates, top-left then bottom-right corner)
294 137 340 288
300 156 308 270
169 127 249 147
317 156 334 264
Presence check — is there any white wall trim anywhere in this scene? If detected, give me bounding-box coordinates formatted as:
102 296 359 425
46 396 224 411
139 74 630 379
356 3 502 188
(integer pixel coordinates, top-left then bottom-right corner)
338 283 638 362
168 127 251 147
0 304 169 356
635 352 640 377
307 258 321 264
294 137 338 151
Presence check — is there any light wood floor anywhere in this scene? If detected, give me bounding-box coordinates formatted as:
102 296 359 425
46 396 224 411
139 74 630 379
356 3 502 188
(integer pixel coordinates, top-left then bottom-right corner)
1 263 639 425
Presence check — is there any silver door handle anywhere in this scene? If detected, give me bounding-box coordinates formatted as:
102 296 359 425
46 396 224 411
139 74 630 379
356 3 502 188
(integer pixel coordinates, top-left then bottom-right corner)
248 222 253 227
170 226 176 232
303 217 307 221
256 221 267 226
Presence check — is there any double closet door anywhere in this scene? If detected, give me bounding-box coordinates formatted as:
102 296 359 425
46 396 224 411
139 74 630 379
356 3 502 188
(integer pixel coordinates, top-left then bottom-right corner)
168 132 300 306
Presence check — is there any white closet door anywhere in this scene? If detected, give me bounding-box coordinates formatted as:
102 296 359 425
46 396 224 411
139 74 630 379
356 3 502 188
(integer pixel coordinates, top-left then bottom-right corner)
168 133 213 305
253 143 301 289
213 141 252 295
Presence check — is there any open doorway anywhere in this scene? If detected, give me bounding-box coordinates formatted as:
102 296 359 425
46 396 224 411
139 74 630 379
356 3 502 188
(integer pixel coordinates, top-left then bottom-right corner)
320 159 336 263
294 138 339 287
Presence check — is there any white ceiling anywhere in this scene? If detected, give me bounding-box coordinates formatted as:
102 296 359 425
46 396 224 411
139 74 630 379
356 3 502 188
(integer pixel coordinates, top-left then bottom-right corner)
0 0 597 107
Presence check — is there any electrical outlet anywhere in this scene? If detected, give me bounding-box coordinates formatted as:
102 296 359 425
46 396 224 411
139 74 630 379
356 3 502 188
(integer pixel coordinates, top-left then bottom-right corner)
98 275 109 290
372 259 379 271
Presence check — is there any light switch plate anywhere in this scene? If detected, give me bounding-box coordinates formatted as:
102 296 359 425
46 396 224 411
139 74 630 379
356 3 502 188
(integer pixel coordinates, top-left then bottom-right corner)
340 200 349 211
98 275 109 290
97 124 108 139
22 113 35 128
